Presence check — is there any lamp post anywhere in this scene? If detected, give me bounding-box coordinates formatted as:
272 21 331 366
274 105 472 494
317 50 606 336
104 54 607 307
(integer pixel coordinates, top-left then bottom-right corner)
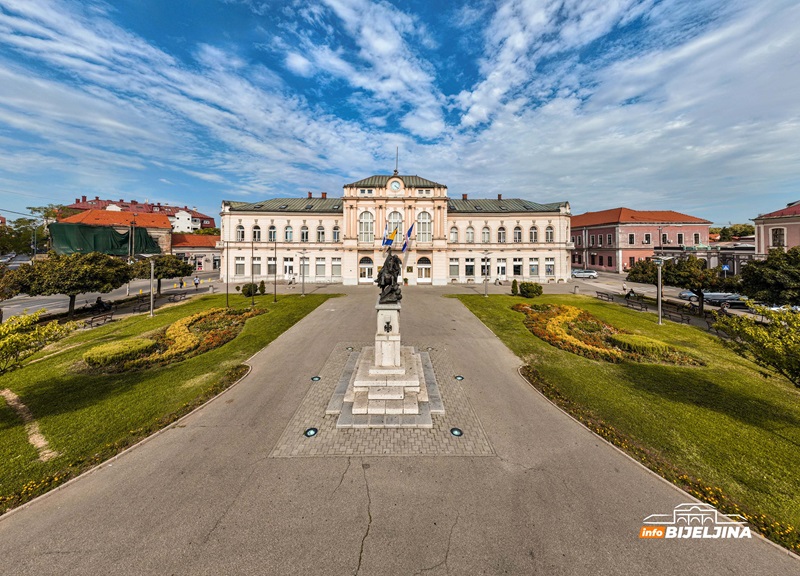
250 240 255 307
273 237 278 303
225 240 229 308
297 248 308 297
149 258 155 317
482 250 492 297
654 256 673 325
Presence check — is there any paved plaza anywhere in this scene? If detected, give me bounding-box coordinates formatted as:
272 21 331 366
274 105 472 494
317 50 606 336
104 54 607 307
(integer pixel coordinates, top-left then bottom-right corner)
0 284 797 575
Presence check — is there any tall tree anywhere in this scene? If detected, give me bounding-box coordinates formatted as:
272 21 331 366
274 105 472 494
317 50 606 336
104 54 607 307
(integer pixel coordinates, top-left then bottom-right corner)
626 255 723 313
719 224 755 241
191 228 220 235
0 252 131 317
738 247 800 306
131 254 193 295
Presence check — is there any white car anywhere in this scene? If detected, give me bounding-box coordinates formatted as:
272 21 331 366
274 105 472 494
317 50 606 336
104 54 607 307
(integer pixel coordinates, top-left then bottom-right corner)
571 269 598 279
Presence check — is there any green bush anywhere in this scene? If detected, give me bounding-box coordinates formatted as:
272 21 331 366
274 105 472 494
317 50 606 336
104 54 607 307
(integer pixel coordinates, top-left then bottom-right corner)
241 283 259 297
609 334 670 356
511 279 519 296
519 282 543 298
258 280 266 295
83 338 158 367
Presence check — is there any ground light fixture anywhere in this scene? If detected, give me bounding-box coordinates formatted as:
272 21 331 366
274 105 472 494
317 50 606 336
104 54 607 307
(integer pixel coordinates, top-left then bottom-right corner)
311 376 321 381
450 428 463 437
303 428 318 437
454 375 464 381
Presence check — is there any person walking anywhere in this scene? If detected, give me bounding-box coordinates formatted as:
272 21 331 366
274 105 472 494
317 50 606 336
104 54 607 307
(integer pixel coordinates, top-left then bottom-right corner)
622 281 627 294
193 275 200 290
179 278 185 289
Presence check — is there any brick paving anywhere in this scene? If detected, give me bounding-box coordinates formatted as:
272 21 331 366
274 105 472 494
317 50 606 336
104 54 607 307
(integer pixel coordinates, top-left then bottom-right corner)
269 341 494 457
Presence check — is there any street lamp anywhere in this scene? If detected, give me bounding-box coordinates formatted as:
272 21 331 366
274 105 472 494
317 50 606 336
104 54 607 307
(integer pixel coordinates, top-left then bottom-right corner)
654 256 673 325
482 250 492 297
250 240 255 307
225 240 230 308
297 248 308 296
273 236 278 303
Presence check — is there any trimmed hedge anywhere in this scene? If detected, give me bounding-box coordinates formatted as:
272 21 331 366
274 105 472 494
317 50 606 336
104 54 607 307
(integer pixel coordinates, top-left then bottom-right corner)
519 282 543 298
609 333 670 356
83 338 158 367
241 283 259 297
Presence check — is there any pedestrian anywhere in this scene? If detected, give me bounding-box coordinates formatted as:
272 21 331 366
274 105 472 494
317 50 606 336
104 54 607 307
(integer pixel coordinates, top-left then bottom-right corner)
193 275 199 290
179 277 184 289
622 282 627 294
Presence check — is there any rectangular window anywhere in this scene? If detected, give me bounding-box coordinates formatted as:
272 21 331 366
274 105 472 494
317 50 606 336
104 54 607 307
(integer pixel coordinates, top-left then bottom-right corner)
661 233 668 245
628 233 635 245
331 257 342 277
771 228 785 247
599 255 604 266
235 257 245 275
590 235 595 246
529 258 539 276
629 256 635 268
496 258 506 276
301 228 309 242
267 257 276 275
577 236 582 246
316 257 325 276
300 257 309 276
694 233 700 244
465 258 475 277
252 257 261 276
268 227 276 242
283 257 294 276
677 233 684 245
545 257 555 276
607 234 612 246
333 228 340 242
608 256 613 267
449 258 459 277
317 228 325 242
513 257 522 276
253 228 261 242
480 257 491 276
597 235 603 246
644 233 651 245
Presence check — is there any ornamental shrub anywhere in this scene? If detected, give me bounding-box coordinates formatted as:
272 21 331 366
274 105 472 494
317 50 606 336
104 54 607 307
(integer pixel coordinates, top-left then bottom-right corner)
519 282 543 298
241 283 259 297
83 338 157 367
511 279 519 296
609 334 670 356
258 280 266 295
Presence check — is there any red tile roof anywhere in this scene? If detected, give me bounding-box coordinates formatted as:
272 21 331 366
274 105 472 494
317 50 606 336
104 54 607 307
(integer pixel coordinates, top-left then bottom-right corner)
171 234 220 248
571 207 711 227
59 210 173 229
65 197 215 227
756 201 800 220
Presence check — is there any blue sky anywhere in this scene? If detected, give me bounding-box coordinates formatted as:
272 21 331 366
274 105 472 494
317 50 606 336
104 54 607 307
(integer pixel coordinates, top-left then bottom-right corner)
0 0 798 226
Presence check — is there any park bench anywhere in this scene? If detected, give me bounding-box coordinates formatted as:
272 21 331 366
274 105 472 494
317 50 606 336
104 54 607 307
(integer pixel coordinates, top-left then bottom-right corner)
595 291 614 301
625 300 648 312
86 311 113 327
664 311 691 324
132 300 150 313
168 291 187 302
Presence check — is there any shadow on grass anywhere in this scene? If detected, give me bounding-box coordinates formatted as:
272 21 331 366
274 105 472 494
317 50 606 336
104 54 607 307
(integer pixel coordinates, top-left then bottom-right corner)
617 362 800 447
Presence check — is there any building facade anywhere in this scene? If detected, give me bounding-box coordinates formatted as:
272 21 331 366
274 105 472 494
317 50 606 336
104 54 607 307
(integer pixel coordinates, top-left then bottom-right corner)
570 208 711 273
219 174 572 286
754 200 800 253
172 234 221 271
57 210 173 254
66 196 216 232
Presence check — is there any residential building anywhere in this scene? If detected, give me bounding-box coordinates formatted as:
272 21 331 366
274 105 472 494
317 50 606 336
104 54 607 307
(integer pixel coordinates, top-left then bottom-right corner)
172 234 221 271
65 196 216 232
754 200 800 253
55 210 172 254
219 173 572 286
570 208 711 273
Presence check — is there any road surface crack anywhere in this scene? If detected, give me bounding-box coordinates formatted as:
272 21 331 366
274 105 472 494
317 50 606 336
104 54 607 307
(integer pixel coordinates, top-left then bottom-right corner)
332 457 351 496
354 461 372 575
416 512 459 575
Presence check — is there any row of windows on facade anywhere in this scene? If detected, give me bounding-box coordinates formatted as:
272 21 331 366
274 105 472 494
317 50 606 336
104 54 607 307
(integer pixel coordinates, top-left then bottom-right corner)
571 232 703 247
232 255 557 277
234 213 556 244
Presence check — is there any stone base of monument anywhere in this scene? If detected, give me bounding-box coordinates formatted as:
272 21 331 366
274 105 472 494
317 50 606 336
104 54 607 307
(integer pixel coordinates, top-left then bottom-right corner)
325 298 444 429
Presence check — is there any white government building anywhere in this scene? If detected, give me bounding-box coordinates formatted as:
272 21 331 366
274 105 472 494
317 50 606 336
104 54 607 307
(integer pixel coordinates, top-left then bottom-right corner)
219 172 573 286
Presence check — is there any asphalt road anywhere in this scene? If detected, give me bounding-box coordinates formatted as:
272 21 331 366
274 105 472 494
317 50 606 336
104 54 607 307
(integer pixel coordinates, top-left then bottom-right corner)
0 285 796 574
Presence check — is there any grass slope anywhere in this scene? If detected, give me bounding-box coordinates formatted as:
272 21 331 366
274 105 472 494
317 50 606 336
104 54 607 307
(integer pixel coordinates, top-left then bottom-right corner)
0 293 334 514
456 293 800 551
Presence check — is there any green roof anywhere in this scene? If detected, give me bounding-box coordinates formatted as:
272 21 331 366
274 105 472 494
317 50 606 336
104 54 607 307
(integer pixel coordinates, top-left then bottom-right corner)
447 199 567 213
344 175 445 188
225 198 344 213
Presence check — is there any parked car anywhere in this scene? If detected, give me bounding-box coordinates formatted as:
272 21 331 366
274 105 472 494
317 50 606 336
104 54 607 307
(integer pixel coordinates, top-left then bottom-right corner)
678 290 698 300
571 269 598 279
704 293 747 307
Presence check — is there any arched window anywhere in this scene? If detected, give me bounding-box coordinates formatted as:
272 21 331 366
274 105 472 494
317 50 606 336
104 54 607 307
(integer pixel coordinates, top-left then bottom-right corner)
529 226 538 243
546 226 554 243
449 226 458 243
358 212 374 243
466 226 474 243
252 225 261 242
268 225 276 242
333 226 340 242
388 211 403 240
513 226 522 243
236 225 245 242
301 226 309 242
482 226 490 243
285 225 293 242
317 226 325 242
497 227 506 243
417 211 432 242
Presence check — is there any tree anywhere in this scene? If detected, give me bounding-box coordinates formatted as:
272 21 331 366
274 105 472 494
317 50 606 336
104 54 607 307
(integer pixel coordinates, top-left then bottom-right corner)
192 228 220 235
0 310 76 374
0 252 131 317
626 256 722 313
718 224 755 241
737 247 800 306
713 306 800 388
131 255 194 295
511 278 519 296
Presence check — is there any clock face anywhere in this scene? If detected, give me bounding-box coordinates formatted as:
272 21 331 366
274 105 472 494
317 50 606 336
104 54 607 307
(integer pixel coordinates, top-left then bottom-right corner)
390 181 401 190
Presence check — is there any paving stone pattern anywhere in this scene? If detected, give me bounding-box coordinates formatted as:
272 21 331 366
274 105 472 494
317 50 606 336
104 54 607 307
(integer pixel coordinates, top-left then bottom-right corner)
269 341 495 457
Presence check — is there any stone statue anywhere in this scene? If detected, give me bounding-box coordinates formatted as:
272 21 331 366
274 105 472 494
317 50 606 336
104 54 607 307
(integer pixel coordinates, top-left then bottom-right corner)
377 249 403 304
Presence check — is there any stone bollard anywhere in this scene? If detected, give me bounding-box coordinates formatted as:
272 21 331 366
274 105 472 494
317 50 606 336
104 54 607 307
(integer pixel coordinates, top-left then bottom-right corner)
209 285 214 293
573 285 580 294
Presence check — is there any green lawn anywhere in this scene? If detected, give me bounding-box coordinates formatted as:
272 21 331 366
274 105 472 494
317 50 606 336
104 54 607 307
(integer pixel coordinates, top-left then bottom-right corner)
0 293 335 513
456 293 800 552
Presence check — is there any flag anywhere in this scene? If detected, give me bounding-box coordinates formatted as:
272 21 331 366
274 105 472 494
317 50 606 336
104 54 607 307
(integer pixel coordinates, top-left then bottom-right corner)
383 226 398 248
380 221 389 246
402 223 414 253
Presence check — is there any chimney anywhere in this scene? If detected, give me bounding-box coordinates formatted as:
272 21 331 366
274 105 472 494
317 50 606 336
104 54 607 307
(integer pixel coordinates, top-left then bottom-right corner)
498 194 502 200
321 192 327 199
95 196 99 200
308 191 313 199
462 194 468 200
81 195 86 203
